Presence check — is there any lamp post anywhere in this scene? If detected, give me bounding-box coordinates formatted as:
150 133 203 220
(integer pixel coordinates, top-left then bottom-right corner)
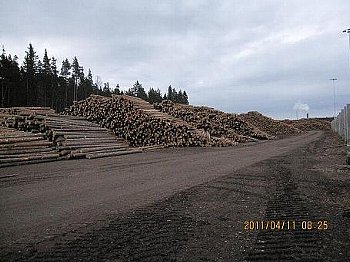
0 76 4 108
343 29 350 145
343 28 350 68
330 78 337 119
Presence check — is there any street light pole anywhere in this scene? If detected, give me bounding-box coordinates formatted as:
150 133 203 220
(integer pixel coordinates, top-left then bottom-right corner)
343 28 350 69
330 78 337 119
0 76 4 107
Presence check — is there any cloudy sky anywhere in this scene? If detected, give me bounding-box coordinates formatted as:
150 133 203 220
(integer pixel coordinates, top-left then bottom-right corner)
1 0 350 119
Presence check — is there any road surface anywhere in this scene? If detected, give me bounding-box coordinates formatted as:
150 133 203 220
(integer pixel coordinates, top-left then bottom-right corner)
2 131 349 261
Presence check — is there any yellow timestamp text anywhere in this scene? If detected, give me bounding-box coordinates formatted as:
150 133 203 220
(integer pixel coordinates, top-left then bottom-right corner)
243 220 328 230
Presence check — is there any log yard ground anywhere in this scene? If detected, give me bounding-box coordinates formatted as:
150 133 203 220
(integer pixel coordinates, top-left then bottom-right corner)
0 97 349 261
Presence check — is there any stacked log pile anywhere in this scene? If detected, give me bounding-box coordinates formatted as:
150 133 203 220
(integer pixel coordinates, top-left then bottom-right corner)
4 114 45 133
64 95 214 147
0 109 140 166
0 107 54 129
0 126 60 168
238 111 301 136
43 115 140 159
282 118 332 131
153 100 271 142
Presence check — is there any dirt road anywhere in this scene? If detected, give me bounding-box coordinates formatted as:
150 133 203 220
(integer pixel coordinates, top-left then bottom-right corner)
1 131 349 261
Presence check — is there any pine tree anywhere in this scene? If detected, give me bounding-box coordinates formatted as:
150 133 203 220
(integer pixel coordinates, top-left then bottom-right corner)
147 87 162 103
87 69 93 85
183 91 189 104
60 58 71 108
23 43 39 105
50 57 58 76
0 47 21 106
167 85 172 101
42 49 51 75
71 57 80 101
50 56 58 108
102 82 111 97
60 59 71 78
113 84 121 95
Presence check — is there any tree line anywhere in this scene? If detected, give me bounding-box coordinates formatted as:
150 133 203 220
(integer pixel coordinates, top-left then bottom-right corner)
0 44 189 112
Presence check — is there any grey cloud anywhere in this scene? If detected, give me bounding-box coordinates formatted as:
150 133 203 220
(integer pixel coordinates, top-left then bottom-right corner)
1 0 350 118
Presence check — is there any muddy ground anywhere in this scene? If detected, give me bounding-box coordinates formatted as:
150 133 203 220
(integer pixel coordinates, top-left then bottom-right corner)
1 131 349 261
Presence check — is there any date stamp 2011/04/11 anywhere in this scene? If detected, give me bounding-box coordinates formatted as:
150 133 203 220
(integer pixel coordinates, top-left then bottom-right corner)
243 220 328 231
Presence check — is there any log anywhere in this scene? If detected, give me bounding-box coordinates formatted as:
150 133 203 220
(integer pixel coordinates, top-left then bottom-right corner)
0 153 60 164
86 149 142 159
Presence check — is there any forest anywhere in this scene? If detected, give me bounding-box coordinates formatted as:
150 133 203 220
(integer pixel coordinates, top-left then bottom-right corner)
0 44 189 112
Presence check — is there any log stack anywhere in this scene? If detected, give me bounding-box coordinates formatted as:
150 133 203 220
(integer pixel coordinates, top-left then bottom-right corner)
238 111 301 137
0 126 60 168
43 115 140 159
64 95 214 147
282 118 332 131
153 100 272 143
0 110 140 166
0 107 55 116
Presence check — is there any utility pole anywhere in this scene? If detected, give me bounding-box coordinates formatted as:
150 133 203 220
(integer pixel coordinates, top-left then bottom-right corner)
330 78 337 119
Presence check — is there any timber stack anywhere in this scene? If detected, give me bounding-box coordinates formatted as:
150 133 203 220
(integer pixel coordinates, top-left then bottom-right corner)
238 111 301 137
64 95 215 147
0 107 140 166
0 126 60 168
282 118 332 131
153 100 272 142
43 115 140 159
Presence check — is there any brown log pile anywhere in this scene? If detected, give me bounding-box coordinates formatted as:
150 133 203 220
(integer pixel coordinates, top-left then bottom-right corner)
282 118 332 131
64 95 214 147
0 107 55 116
0 110 140 166
153 100 272 142
238 111 301 136
0 126 60 168
43 115 140 159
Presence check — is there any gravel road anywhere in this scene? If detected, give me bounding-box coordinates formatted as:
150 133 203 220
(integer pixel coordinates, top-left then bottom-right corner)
1 131 349 261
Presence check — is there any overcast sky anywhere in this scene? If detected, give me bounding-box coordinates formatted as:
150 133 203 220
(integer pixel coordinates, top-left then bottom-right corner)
1 0 350 119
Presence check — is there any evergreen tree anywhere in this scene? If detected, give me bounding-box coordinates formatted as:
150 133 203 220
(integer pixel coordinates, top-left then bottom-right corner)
50 56 59 109
71 57 80 101
60 58 71 78
183 91 189 104
23 43 39 105
87 69 93 85
51 57 58 76
136 82 147 101
40 49 52 106
0 48 21 106
167 85 172 101
113 84 121 95
60 58 71 108
102 82 111 97
147 87 162 103
42 49 51 75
